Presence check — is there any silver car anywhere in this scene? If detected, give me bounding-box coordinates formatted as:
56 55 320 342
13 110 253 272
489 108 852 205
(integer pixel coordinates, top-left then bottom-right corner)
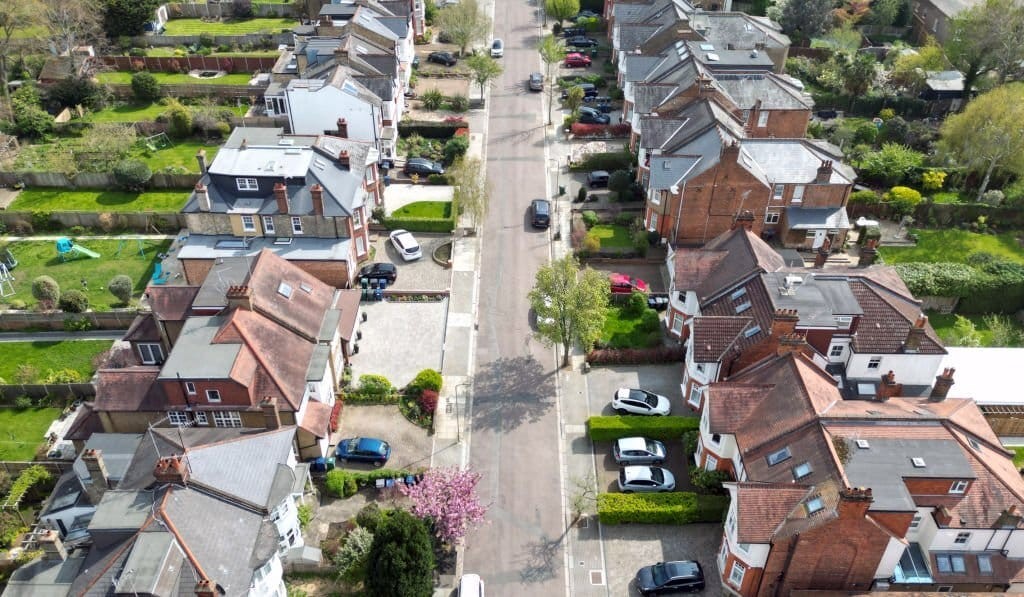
613 437 667 465
618 466 676 493
529 72 543 92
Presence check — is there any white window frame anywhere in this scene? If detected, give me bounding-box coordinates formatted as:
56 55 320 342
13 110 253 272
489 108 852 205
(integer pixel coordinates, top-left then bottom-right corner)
291 216 303 234
728 561 746 587
829 344 844 358
649 211 658 232
772 184 784 200
757 110 769 128
868 356 882 370
688 385 702 408
764 211 780 224
356 236 366 256
206 389 222 403
194 411 208 426
137 343 164 365
954 532 971 544
704 454 718 471
236 178 259 191
978 554 993 574
212 411 243 428
185 382 196 395
241 215 256 232
168 411 189 426
352 208 363 229
949 480 968 494
263 216 276 234
792 184 805 203
671 315 684 336
766 446 792 466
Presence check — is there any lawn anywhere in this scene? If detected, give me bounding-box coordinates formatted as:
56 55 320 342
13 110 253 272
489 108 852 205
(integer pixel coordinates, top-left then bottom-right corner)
0 340 111 382
590 224 633 249
88 102 248 123
1013 447 1024 469
600 305 662 349
162 17 296 35
0 240 171 310
95 72 254 86
9 188 190 212
142 47 280 57
925 311 1024 347
0 408 63 461
129 140 222 172
878 229 1024 265
391 201 452 219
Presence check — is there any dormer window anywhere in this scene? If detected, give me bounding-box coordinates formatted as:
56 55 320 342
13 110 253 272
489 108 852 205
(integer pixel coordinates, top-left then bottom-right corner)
236 178 259 191
949 480 968 494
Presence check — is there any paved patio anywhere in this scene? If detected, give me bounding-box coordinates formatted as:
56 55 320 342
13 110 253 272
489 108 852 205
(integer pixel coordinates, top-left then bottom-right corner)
368 232 452 291
348 299 448 389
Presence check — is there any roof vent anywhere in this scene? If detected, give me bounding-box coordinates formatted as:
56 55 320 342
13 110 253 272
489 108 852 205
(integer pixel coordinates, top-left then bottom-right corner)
911 457 926 468
855 439 870 449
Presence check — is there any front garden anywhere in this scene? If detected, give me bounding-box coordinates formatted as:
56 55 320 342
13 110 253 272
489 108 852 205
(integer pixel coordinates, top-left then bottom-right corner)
574 210 652 256
599 293 663 349
390 201 451 220
0 341 111 386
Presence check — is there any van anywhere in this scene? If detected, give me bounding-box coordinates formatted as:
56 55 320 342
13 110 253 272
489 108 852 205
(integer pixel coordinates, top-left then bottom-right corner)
458 573 485 597
531 199 551 228
587 170 610 188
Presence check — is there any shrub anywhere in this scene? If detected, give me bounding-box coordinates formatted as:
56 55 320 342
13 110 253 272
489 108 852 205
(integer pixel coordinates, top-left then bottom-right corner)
426 173 449 185
420 89 444 110
112 159 153 191
849 189 880 205
853 122 878 145
581 210 599 228
921 170 946 192
883 185 922 215
623 291 648 317
689 467 732 494
682 430 699 455
858 143 924 186
43 368 85 383
443 135 469 164
576 186 588 203
980 189 1005 207
582 231 600 253
608 170 632 195
130 71 161 102
418 389 439 414
13 364 39 384
586 345 685 365
382 215 455 233
597 492 730 525
335 526 374 583
586 415 700 441
639 308 661 332
571 150 634 172
356 502 384 532
0 511 27 549
359 374 393 395
325 468 414 498
58 289 89 313
108 274 134 304
398 119 466 138
570 123 632 138
448 94 469 112
297 504 313 529
859 225 881 245
31 276 60 310
165 100 193 139
409 368 442 392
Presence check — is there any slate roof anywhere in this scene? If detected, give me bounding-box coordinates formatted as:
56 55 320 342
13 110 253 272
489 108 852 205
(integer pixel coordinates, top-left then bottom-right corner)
741 139 856 184
648 154 701 190
715 73 813 110
185 427 297 511
617 24 662 52
692 12 790 49
72 434 144 484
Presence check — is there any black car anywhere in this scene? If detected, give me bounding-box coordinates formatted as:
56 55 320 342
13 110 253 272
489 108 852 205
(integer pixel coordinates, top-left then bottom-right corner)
567 36 599 48
358 262 398 283
636 561 705 595
561 83 598 99
578 107 611 125
575 9 600 18
531 199 551 228
562 27 586 38
404 157 445 176
427 51 457 66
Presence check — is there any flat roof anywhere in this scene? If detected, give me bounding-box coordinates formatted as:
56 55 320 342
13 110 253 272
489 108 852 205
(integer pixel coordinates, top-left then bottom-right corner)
178 235 352 262
942 347 1024 405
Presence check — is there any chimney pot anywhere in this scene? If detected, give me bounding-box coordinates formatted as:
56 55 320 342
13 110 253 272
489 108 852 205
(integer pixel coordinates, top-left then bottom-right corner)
336 118 349 138
930 367 955 401
274 182 289 214
82 448 110 505
338 149 350 166
194 182 211 212
196 149 208 175
858 238 879 267
225 285 253 310
877 370 903 401
732 209 755 231
195 579 218 597
903 314 929 353
154 454 190 486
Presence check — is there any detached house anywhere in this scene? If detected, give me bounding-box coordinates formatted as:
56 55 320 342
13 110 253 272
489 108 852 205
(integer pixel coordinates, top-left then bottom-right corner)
181 127 379 288
5 426 312 597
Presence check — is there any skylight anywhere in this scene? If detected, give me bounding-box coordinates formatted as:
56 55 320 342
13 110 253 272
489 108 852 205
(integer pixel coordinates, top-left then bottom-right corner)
730 287 747 300
855 439 870 449
806 497 824 515
278 282 293 298
743 325 761 338
911 457 926 468
706 53 720 61
300 282 313 294
699 43 715 51
735 302 751 314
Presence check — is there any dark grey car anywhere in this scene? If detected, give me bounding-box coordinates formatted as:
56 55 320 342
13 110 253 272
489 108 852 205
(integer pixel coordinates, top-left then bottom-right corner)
529 72 544 91
404 157 445 176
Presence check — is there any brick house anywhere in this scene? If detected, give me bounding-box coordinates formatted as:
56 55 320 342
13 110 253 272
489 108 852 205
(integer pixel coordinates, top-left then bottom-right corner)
701 348 1024 594
180 127 380 288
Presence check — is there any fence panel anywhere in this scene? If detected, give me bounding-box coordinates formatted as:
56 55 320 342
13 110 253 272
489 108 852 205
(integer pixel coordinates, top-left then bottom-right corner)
0 210 187 233
101 55 278 74
131 32 292 48
0 384 95 401
0 310 137 332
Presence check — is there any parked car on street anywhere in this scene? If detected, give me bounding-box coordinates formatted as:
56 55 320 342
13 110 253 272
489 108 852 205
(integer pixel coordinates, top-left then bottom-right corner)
531 198 551 228
609 272 649 293
612 387 670 415
618 465 676 493
490 39 504 57
336 437 391 466
389 229 423 261
613 437 667 465
404 157 445 176
578 106 610 124
428 51 458 66
562 27 586 38
635 561 706 594
529 72 544 91
564 52 591 67
358 262 398 284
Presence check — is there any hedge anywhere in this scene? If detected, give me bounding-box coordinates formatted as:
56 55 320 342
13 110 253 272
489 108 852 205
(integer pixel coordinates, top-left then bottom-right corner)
570 123 631 138
342 391 403 405
587 416 699 441
382 215 456 233
586 345 685 365
893 261 1024 314
558 74 607 88
569 150 634 172
325 468 413 498
397 120 468 139
597 492 730 525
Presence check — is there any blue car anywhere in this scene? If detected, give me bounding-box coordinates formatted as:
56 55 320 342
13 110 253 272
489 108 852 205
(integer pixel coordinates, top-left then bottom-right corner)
336 437 391 466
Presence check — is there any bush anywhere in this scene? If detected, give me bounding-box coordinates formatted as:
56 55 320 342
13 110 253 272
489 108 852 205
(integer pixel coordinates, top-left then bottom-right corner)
586 345 685 365
443 135 469 164
418 389 439 414
858 143 924 186
597 492 730 525
131 71 161 101
571 150 634 172
576 186 588 203
582 231 600 253
448 94 469 112
166 100 193 139
397 119 466 138
325 468 413 498
356 502 384 532
639 308 660 332
297 504 313 529
581 210 599 228
921 170 946 192
853 122 878 145
43 368 85 383
58 289 89 313
420 89 444 110
359 374 393 395
382 215 456 233
849 189 880 204
689 467 732 494
608 170 632 195
586 415 700 441
108 274 133 304
883 185 922 215
335 526 374 583
682 430 699 455
112 158 153 191
31 276 60 310
623 291 648 317
980 189 1005 207
859 225 881 245
409 368 442 392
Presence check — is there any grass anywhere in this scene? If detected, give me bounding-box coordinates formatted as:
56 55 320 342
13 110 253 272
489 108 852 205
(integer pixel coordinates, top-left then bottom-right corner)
87 102 248 123
0 408 63 461
0 240 171 310
600 306 662 349
391 201 452 219
0 340 111 382
925 311 1024 347
589 224 633 249
142 47 280 57
1013 447 1024 469
162 17 296 36
878 229 1024 265
9 188 190 212
930 191 966 204
95 71 254 86
129 140 222 171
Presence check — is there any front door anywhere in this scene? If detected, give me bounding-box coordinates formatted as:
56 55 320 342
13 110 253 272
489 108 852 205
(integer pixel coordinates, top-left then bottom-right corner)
812 229 827 249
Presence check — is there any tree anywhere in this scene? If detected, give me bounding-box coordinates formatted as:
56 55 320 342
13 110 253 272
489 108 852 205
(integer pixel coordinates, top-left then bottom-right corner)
165 98 193 138
545 0 580 25
0 0 44 110
9 84 52 138
858 142 924 186
131 71 161 101
834 52 878 98
868 0 903 26
946 0 1024 96
817 24 863 54
31 275 60 310
58 289 89 313
939 84 1024 201
46 76 107 111
449 156 489 230
465 53 502 101
42 0 103 72
365 510 434 597
946 315 982 347
564 85 584 117
781 0 834 41
102 0 159 39
529 256 609 367
334 526 374 584
887 37 948 94
400 467 488 544
113 159 153 191
538 34 567 125
983 314 1022 346
436 0 490 56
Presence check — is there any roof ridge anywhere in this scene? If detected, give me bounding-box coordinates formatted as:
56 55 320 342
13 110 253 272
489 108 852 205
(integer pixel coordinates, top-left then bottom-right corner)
227 310 298 409
157 488 210 582
188 426 293 453
75 513 159 595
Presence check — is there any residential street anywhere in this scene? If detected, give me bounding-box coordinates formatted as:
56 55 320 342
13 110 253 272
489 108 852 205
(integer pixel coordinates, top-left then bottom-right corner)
461 0 567 594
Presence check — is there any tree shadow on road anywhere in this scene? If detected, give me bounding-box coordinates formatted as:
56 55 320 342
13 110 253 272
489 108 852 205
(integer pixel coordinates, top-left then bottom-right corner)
517 530 567 584
471 355 555 432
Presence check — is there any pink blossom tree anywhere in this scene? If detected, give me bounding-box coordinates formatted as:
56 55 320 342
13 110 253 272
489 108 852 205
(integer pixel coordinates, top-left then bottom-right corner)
400 467 489 544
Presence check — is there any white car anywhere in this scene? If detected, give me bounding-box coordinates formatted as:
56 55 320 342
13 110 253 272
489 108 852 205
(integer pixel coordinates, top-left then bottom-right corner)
389 229 422 261
612 388 671 416
618 466 676 493
491 39 504 58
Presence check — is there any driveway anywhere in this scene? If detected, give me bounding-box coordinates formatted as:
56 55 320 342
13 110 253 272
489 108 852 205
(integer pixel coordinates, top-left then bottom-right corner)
602 522 725 597
584 261 669 294
370 232 451 291
333 404 435 472
348 300 447 389
586 364 686 416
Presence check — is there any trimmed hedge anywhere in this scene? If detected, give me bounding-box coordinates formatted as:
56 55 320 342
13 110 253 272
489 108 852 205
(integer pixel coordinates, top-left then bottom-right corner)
587 415 699 441
569 150 634 172
597 492 730 525
586 345 685 365
893 261 1024 314
382 215 456 233
397 120 468 139
325 468 413 498
342 391 402 405
570 123 631 138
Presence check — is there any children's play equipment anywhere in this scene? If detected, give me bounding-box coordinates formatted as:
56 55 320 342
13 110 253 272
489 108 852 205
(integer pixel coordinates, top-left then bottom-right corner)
151 261 169 285
1 248 16 270
0 263 14 298
143 132 171 152
56 238 101 261
114 238 146 259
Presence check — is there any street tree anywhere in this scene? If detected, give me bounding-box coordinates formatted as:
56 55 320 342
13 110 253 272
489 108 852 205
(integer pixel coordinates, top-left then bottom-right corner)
939 83 1024 201
365 510 434 597
538 34 567 125
42 0 104 71
436 0 490 56
529 256 609 367
781 0 833 41
102 0 160 39
946 0 1024 96
465 53 502 101
400 467 489 545
449 156 489 230
545 0 580 25
0 0 43 110
563 85 584 118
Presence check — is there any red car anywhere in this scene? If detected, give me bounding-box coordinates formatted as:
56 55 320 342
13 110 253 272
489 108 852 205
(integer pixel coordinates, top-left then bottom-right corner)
564 52 592 68
610 273 649 294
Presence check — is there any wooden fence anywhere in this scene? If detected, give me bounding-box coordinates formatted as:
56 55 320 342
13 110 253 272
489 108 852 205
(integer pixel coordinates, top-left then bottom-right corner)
104 82 268 99
101 55 278 75
132 32 292 48
0 310 138 332
0 210 187 233
165 2 296 18
0 384 95 401
0 171 197 189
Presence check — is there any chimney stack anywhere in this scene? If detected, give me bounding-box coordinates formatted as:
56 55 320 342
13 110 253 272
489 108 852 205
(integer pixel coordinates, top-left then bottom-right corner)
274 182 289 214
154 454 189 486
731 209 755 231
770 308 800 338
814 237 831 269
877 370 902 401
776 333 807 356
196 149 208 175
338 149 350 167
336 118 349 139
903 314 928 353
311 184 325 216
837 487 873 519
82 448 110 505
261 396 281 430
194 182 211 212
930 367 955 401
934 505 953 527
815 160 832 184
240 138 248 150
37 530 67 561
722 141 741 166
858 238 878 267
195 579 218 597
225 285 253 311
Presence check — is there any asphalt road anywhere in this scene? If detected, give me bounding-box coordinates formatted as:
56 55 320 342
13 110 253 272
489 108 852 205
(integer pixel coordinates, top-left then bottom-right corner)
462 0 566 595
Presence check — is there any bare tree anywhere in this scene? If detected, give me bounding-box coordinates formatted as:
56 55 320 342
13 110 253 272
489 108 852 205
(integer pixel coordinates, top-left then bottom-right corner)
42 0 103 71
0 0 43 110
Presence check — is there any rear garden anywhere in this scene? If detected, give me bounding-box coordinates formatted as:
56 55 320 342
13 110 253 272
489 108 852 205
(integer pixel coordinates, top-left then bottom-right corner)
162 17 296 35
879 229 1024 265
0 408 64 461
0 340 111 387
87 102 247 123
95 72 254 86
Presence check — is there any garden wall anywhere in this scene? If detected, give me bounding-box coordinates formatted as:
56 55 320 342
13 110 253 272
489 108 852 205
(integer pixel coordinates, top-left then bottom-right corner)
0 210 188 233
104 82 268 99
101 55 278 74
0 310 138 332
132 32 292 48
0 171 197 189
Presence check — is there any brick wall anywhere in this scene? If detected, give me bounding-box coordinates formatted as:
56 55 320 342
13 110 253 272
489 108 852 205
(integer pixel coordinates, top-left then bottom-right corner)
291 259 352 288
161 378 254 408
748 109 811 139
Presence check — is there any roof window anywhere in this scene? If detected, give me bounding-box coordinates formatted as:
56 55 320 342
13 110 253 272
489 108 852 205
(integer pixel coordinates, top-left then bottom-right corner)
278 282 293 298
735 301 751 314
743 325 761 338
300 282 313 294
855 439 870 449
911 457 926 468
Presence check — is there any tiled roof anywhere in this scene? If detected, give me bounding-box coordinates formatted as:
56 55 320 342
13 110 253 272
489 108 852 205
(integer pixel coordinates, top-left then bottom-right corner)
674 226 785 304
847 279 945 355
691 316 753 362
64 403 103 441
94 367 167 412
247 249 336 342
146 286 199 322
671 248 727 293
741 424 844 488
123 313 160 343
299 400 332 438
701 277 773 349
336 289 361 341
732 482 811 543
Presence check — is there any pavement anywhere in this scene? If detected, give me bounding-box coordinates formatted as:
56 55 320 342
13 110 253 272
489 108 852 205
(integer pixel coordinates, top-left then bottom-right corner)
348 300 448 389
